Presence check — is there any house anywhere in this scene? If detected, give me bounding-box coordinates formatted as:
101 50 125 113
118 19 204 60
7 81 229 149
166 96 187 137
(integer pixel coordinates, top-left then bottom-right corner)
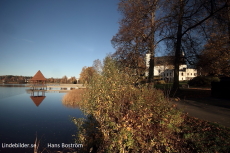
145 54 197 81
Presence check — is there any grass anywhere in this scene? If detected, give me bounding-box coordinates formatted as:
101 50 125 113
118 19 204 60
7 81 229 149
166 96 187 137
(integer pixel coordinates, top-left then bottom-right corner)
181 116 230 152
154 81 189 89
154 81 213 100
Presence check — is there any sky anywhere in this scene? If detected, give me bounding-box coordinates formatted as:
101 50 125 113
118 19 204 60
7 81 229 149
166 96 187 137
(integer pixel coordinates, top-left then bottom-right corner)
0 0 121 78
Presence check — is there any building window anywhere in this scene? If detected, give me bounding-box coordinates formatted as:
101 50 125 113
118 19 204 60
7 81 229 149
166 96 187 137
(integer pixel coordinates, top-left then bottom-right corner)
181 73 183 76
167 73 168 76
182 77 183 80
191 73 192 75
170 73 172 76
194 73 196 76
187 73 189 76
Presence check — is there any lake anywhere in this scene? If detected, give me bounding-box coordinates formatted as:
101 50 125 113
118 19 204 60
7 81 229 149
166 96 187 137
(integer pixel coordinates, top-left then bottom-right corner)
0 84 85 153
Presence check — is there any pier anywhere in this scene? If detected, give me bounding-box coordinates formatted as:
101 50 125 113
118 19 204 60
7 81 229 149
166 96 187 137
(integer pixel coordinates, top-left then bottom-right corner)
27 71 85 94
26 84 86 93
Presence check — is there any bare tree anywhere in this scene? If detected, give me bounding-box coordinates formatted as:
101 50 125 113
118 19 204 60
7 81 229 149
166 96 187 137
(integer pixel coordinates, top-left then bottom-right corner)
93 59 103 74
160 0 228 89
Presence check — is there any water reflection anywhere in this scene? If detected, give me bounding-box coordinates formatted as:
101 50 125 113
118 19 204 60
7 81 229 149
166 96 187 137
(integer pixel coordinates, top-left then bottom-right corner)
27 89 46 107
0 86 85 153
30 96 46 106
27 89 80 108
62 100 79 108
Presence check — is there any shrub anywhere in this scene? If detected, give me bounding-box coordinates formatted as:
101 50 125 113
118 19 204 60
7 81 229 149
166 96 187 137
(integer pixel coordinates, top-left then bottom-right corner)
188 76 220 87
71 56 185 152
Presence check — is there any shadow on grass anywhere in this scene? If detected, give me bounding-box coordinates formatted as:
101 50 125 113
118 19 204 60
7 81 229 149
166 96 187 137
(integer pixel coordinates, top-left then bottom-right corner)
155 83 230 109
181 115 230 152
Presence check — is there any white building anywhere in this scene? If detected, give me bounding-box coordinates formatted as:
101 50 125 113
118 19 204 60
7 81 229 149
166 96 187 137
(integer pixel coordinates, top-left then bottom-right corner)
145 54 197 81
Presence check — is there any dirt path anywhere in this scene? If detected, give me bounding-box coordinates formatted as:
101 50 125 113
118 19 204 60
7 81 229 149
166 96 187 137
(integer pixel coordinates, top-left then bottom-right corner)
172 97 230 127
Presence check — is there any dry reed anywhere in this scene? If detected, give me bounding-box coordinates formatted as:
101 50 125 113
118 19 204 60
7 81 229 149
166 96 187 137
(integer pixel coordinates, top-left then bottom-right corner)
62 89 86 108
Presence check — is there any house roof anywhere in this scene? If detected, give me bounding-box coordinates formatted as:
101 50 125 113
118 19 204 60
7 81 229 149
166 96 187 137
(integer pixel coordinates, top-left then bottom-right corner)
30 70 46 81
30 96 46 107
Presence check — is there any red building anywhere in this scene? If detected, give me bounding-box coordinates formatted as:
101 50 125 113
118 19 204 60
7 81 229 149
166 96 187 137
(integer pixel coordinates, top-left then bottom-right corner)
30 70 47 90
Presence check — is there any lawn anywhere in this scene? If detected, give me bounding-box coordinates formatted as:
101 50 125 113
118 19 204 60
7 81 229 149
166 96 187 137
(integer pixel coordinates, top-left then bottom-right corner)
154 81 212 99
155 82 230 152
181 115 230 152
154 81 188 89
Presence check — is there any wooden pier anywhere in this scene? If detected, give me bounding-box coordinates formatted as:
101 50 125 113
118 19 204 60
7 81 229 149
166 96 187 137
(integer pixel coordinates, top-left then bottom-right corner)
27 71 85 94
26 84 85 94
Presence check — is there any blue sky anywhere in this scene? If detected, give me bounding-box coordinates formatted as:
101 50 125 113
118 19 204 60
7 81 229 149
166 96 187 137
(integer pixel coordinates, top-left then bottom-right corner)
0 0 121 78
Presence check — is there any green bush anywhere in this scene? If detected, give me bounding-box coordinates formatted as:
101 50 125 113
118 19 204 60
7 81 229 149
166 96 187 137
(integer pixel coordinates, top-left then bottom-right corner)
73 56 184 152
188 76 220 87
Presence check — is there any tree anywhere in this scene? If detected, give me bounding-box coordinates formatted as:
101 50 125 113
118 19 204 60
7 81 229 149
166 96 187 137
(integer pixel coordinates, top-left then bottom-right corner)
62 75 68 84
50 77 54 83
69 76 77 84
160 0 228 89
79 66 96 85
197 34 230 76
112 0 160 83
93 59 103 74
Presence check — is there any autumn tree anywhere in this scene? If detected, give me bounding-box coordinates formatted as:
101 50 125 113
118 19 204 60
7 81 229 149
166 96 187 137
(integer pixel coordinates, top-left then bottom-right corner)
79 66 97 85
69 76 77 84
50 77 54 83
112 0 160 83
197 34 230 76
61 75 68 84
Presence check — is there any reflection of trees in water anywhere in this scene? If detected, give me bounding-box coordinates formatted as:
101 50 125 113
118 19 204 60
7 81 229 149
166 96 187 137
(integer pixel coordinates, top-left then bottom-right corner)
72 114 103 153
62 100 79 108
62 89 86 108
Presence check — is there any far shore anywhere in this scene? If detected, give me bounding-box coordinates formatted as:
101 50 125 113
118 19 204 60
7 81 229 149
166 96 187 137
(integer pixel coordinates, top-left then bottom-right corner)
0 82 82 85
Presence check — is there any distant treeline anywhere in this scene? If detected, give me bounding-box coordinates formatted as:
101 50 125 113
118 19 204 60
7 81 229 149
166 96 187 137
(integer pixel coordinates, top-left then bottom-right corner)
0 75 32 83
0 75 80 84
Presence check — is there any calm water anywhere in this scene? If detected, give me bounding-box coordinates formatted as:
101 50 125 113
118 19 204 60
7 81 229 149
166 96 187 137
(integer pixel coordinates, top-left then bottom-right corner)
0 85 84 153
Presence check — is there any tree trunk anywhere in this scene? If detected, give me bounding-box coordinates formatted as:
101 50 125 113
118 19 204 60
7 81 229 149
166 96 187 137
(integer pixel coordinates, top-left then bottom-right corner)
148 55 154 83
172 0 184 90
148 11 155 84
227 1 230 44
